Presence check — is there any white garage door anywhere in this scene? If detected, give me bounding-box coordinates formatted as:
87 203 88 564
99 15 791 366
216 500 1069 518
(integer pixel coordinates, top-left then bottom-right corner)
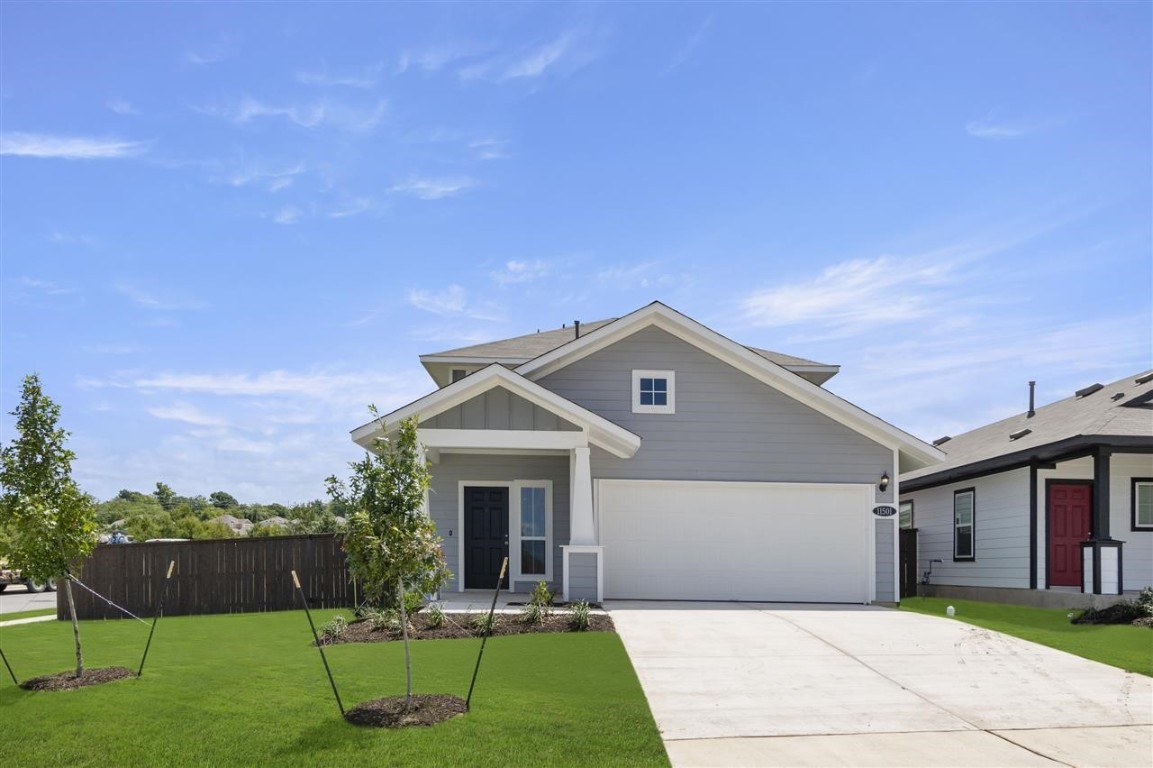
599 479 872 602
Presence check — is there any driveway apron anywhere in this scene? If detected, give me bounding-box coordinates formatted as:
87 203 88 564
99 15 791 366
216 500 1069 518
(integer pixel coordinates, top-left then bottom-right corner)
608 601 1153 767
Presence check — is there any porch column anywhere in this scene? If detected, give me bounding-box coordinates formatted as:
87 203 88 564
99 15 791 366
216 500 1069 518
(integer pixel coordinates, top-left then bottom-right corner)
570 444 595 545
1083 448 1123 595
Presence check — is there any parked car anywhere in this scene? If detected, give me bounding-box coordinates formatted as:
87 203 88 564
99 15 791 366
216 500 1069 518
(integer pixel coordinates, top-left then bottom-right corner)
0 559 56 593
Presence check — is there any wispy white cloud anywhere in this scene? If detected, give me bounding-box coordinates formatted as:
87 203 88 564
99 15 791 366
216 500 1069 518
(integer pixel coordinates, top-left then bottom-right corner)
148 402 229 427
492 259 550 286
597 262 695 292
198 97 386 133
397 43 481 74
407 285 504 322
106 99 139 115
965 114 1045 140
470 137 510 160
661 17 712 77
225 162 306 192
19 276 75 296
0 132 148 160
49 231 97 245
271 205 302 225
296 62 383 88
184 34 237 67
328 197 375 219
740 253 960 337
116 283 206 311
389 176 476 200
459 30 599 83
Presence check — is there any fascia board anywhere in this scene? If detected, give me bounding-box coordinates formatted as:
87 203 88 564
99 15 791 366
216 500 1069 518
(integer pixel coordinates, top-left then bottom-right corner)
519 302 942 468
353 364 640 458
419 355 530 365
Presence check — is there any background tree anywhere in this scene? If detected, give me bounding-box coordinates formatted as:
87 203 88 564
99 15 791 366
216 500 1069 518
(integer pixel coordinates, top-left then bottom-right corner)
327 410 449 708
0 374 97 677
153 482 176 511
209 491 239 509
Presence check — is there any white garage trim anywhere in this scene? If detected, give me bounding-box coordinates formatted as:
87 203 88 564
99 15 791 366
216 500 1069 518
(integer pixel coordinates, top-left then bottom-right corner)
597 479 874 603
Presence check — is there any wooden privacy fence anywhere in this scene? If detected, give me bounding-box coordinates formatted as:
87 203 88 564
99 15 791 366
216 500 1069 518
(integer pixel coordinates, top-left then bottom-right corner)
59 534 354 620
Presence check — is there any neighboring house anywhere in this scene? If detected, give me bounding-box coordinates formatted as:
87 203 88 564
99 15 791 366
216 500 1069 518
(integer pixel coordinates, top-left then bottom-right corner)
352 302 943 604
901 371 1153 605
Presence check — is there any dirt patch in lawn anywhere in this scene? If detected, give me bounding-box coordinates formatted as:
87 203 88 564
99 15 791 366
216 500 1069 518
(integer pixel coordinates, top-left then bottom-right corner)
20 667 135 691
344 694 468 728
324 610 614 645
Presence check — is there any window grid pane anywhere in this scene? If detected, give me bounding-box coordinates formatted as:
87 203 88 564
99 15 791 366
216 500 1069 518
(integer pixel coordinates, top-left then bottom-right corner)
1138 484 1153 526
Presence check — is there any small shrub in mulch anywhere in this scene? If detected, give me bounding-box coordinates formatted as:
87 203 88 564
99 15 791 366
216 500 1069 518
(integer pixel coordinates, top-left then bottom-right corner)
321 609 613 646
1071 602 1147 626
344 694 467 728
20 667 135 691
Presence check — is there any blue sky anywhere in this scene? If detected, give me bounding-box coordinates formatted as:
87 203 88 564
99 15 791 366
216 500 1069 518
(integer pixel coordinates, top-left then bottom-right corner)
2 2 1149 504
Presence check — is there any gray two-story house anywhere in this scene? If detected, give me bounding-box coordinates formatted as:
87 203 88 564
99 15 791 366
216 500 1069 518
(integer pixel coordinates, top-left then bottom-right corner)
352 302 942 604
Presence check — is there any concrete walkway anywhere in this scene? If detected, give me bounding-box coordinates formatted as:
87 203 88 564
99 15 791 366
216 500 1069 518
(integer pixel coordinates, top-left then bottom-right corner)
607 601 1153 767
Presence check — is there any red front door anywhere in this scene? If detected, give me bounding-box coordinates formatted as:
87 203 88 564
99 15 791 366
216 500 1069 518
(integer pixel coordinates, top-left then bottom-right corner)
1048 483 1092 587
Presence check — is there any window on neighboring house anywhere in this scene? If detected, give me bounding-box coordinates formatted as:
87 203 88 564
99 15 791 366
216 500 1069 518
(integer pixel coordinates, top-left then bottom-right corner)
519 485 548 577
1133 479 1153 530
899 500 914 530
451 368 468 383
954 489 975 560
632 370 675 414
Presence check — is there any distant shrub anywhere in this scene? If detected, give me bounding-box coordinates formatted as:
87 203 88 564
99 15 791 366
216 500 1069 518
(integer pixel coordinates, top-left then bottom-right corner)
520 601 545 626
424 602 445 629
1072 601 1144 625
470 611 496 636
530 581 553 608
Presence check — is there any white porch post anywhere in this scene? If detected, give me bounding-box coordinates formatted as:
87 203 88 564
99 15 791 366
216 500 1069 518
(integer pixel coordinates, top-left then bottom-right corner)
569 444 595 545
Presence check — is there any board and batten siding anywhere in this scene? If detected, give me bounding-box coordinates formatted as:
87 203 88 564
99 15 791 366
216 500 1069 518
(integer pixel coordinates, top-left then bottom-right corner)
537 326 894 492
422 388 580 432
427 453 570 595
907 468 1031 589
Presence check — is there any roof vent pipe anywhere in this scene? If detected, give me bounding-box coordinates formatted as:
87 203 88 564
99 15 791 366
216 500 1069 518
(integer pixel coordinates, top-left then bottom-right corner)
1027 380 1036 418
574 320 581 338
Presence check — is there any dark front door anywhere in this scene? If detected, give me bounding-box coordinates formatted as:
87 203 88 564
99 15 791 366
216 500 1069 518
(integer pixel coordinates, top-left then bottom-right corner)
464 486 509 590
899 528 918 598
1048 482 1092 587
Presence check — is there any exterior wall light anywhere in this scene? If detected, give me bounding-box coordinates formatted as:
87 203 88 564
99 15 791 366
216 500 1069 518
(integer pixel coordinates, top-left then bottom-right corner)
878 471 890 493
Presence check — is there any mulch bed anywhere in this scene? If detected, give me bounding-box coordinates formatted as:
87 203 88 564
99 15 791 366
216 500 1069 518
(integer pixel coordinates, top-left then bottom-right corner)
344 694 468 728
323 609 614 645
20 667 136 691
1071 603 1149 626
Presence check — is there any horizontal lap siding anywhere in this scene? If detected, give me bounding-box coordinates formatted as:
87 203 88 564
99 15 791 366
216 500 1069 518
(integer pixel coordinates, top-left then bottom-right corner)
568 552 598 601
428 453 569 595
538 327 892 488
904 468 1031 589
1111 454 1153 590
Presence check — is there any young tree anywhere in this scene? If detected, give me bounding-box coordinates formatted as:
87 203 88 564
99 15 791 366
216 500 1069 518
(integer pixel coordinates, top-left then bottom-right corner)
327 410 449 708
0 374 97 677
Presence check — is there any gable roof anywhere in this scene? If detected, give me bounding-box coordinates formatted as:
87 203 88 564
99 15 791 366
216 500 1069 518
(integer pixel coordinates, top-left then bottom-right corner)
420 317 840 385
902 370 1153 490
352 364 642 459
516 301 944 472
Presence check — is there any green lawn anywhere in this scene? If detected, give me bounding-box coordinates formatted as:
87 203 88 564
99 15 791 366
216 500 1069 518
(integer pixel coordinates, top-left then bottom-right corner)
0 608 56 622
900 596 1153 677
0 611 669 767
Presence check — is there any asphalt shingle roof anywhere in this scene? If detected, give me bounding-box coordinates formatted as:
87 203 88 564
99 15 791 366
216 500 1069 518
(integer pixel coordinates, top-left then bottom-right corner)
903 370 1153 485
421 318 835 369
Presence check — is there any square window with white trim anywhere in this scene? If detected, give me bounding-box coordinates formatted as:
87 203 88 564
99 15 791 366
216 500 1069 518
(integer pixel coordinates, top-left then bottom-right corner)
1133 479 1153 530
632 370 675 414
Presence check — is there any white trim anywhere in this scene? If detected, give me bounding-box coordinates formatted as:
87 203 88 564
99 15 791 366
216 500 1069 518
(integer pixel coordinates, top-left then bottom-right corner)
456 479 554 591
511 480 553 583
515 302 944 472
632 369 676 414
353 364 641 459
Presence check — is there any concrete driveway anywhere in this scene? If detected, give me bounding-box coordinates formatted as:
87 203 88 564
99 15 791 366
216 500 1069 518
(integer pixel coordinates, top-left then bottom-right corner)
608 601 1153 767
